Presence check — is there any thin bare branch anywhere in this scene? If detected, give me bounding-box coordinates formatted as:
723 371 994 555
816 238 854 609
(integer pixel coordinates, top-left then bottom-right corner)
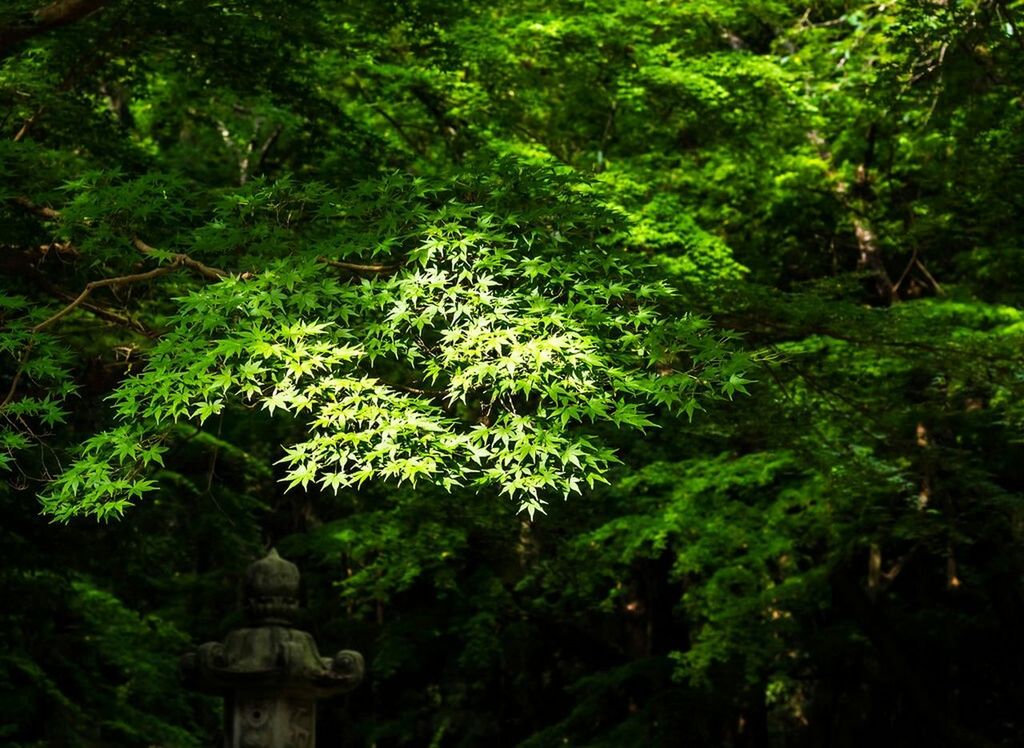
318 256 399 274
0 344 34 410
12 196 61 220
132 237 227 281
254 123 283 175
32 275 150 335
386 382 447 397
13 107 43 141
31 263 181 333
10 197 227 281
892 247 919 293
914 258 944 296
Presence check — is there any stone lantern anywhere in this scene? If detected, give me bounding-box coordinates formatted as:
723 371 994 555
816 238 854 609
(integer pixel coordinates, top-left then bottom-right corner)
181 548 364 748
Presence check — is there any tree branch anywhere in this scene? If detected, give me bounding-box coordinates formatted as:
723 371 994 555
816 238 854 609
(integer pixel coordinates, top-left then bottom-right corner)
386 382 446 397
31 263 181 333
318 256 399 274
9 197 228 281
31 274 150 335
253 123 283 177
12 196 61 220
12 196 225 280
0 344 33 410
0 0 110 59
913 258 944 296
132 237 226 281
25 244 225 336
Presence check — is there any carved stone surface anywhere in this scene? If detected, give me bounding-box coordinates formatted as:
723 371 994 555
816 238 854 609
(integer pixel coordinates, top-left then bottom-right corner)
182 549 364 747
229 694 314 748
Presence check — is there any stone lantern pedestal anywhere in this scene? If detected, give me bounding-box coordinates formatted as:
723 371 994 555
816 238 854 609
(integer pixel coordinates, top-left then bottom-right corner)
182 549 364 748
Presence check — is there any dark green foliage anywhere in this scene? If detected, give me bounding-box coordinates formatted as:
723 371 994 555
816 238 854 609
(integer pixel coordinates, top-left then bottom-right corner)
2 0 1023 746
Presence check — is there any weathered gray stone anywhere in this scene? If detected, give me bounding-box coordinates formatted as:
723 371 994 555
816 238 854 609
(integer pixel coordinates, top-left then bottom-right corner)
182 549 364 748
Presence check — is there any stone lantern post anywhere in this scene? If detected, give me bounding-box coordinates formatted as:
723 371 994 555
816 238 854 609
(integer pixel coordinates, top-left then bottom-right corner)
181 548 364 748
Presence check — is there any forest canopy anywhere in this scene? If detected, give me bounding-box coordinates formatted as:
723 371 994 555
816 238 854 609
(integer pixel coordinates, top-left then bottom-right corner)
1 0 1023 746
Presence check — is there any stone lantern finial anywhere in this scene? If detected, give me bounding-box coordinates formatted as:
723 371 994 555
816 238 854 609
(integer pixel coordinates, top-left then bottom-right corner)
244 548 301 624
181 548 364 748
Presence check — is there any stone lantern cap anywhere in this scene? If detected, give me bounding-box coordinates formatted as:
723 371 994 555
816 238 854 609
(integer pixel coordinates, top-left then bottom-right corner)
245 548 301 624
181 549 364 700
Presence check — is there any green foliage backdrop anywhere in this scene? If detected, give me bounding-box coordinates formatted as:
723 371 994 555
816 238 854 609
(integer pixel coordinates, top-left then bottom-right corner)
1 0 1023 746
